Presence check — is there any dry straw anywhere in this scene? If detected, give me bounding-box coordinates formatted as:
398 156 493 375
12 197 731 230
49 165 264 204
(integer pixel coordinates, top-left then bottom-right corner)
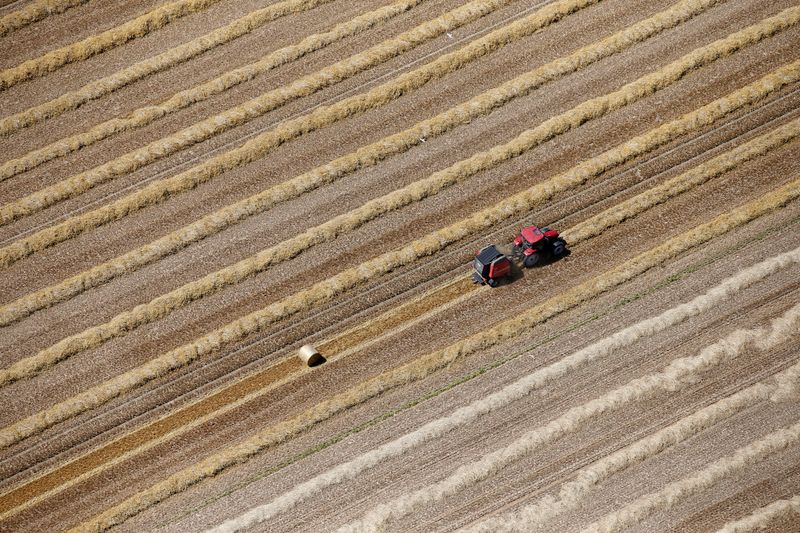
0 0 744 326
469 385 774 532
342 303 800 532
3 17 797 388
0 0 503 200
0 0 334 134
476 363 800 531
584 419 800 532
2 90 798 441
563 116 800 243
0 0 427 182
39 179 800 533
0 0 89 37
0 0 602 258
772 361 800 403
204 250 800 532
716 495 800 533
7 142 797 524
0 0 226 90
7 80 798 527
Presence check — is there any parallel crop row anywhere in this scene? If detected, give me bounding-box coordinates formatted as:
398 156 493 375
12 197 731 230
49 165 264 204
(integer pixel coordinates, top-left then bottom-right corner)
0 0 734 325
0 0 335 134
0 0 89 37
3 24 794 388
3 1 796 531
475 384 773 531
343 305 800 532
563 116 800 244
3 63 796 445
717 496 800 533
478 315 800 531
0 8 780 385
585 417 800 532
0 0 598 258
3 66 797 453
0 0 425 181
203 248 800 532
0 0 514 215
0 0 226 89
6 122 796 522
67 179 800 533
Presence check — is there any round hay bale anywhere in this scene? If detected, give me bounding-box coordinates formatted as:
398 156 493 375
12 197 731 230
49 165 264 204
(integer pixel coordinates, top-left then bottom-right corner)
298 344 326 367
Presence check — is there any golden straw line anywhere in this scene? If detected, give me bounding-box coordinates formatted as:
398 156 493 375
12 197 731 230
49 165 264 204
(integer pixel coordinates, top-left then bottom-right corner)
2 57 796 450
2 89 795 524
2 6 795 390
0 0 90 37
0 0 336 133
0 0 428 182
0 0 227 89
0 0 602 261
1 0 736 326
71 177 800 533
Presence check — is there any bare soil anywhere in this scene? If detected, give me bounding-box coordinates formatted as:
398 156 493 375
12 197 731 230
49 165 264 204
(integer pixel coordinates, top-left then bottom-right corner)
1 0 798 531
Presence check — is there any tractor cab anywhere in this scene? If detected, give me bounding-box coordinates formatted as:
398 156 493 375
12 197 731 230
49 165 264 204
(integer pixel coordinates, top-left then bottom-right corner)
514 225 559 249
472 245 511 287
513 225 568 267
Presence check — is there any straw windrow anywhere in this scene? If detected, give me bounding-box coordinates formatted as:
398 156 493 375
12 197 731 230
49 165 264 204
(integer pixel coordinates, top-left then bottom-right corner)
343 304 800 533
0 0 604 261
0 0 428 182
2 15 796 387
0 0 227 89
0 0 90 37
0 0 336 133
0 0 743 325
67 179 800 533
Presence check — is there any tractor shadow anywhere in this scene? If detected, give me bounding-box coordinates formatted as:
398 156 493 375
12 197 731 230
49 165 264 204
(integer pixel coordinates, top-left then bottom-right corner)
504 248 571 285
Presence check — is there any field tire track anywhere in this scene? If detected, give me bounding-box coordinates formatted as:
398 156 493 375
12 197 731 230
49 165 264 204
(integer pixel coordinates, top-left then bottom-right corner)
2 21 796 389
0 0 748 325
27 179 800 533
0 358 304 522
0 0 427 182
0 0 228 90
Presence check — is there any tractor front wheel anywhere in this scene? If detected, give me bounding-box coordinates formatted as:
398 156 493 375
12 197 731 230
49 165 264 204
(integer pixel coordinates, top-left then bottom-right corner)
523 252 541 268
552 239 566 257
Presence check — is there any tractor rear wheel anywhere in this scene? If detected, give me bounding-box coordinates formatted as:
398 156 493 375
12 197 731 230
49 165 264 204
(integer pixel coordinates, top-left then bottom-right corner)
523 252 541 268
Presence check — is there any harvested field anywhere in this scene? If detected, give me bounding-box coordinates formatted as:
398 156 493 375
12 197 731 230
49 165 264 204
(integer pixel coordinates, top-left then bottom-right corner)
0 0 798 531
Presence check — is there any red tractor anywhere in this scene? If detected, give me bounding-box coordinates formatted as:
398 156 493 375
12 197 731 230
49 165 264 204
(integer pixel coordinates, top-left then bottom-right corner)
512 225 568 267
471 225 568 286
